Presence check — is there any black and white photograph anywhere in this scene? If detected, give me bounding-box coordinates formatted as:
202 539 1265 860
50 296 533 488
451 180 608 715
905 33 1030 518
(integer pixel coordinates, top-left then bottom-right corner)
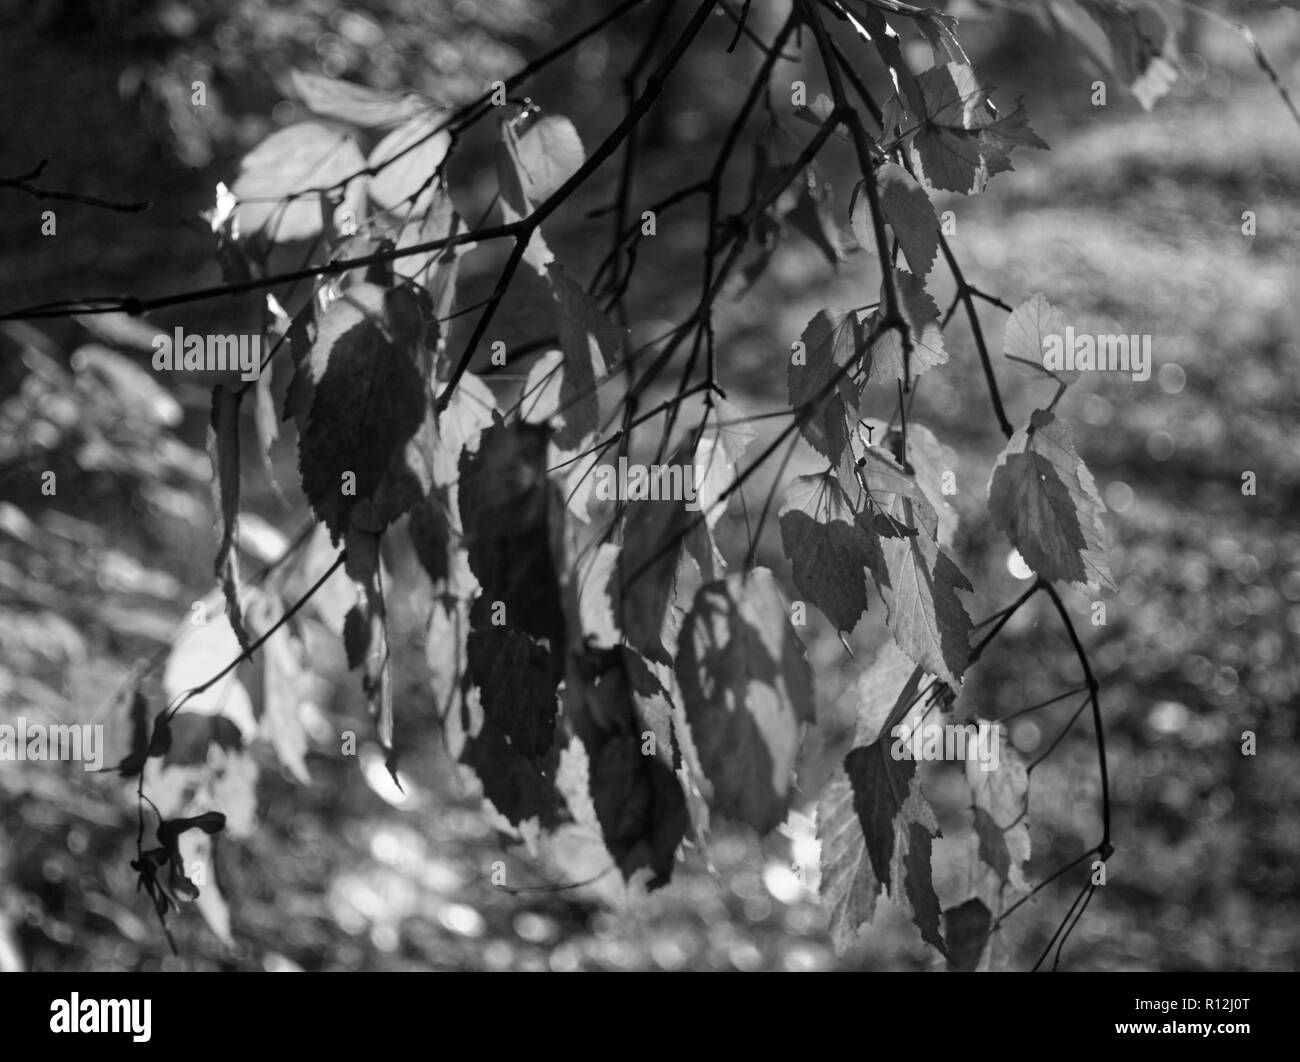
0 0 1295 1020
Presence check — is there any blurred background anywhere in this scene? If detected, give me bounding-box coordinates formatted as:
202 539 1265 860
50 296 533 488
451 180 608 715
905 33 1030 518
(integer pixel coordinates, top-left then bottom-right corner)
0 0 1298 971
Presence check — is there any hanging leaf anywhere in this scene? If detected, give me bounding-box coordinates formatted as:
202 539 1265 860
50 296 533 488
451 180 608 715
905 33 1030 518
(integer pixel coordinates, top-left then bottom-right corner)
426 594 471 755
285 522 356 636
550 437 602 525
180 827 233 948
518 352 606 527
290 70 420 128
855 163 939 277
877 496 974 686
1075 0 1179 111
674 569 815 834
866 270 948 386
779 472 874 633
987 408 1115 591
843 736 945 953
283 298 318 430
548 262 624 448
615 495 690 664
570 646 688 888
431 372 496 487
788 308 869 462
903 64 1047 195
295 284 432 541
460 717 562 828
842 439 973 683
231 122 367 242
817 764 880 953
843 3 926 119
819 657 946 953
206 385 251 653
393 181 462 291
342 530 395 765
840 437 941 541
613 443 699 665
409 484 477 601
493 112 583 276
793 91 839 134
944 897 992 971
252 319 284 498
520 349 564 426
114 703 172 778
705 394 757 469
967 724 1032 893
368 109 452 213
502 113 586 206
466 625 559 757
163 592 259 737
691 395 756 533
786 169 846 267
575 542 622 650
250 591 312 784
860 417 960 547
851 639 932 746
458 418 565 647
1002 292 1076 388
496 139 554 276
913 5 970 67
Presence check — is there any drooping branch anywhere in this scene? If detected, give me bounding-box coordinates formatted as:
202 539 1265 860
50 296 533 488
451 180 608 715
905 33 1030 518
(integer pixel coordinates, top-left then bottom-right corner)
435 0 721 412
801 0 912 393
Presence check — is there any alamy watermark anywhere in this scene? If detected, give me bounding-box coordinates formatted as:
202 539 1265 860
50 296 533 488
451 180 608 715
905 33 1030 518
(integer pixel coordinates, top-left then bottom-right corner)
0 718 104 771
891 720 1001 772
152 327 261 381
1043 326 1152 382
50 995 151 1042
593 458 702 510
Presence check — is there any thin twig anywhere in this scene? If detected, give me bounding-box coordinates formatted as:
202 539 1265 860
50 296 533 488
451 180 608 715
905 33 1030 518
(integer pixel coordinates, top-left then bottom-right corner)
0 158 150 213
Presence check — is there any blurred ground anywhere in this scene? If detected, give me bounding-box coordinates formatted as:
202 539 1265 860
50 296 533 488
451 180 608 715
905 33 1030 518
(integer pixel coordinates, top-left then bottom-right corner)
1 0 1298 971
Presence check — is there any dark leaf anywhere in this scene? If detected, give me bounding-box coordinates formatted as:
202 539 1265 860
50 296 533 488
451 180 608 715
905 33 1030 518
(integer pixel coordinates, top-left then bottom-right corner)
779 472 874 633
843 733 945 953
786 169 846 267
115 706 172 777
987 408 1114 591
458 418 565 647
570 646 688 888
295 284 432 541
466 626 558 758
788 308 869 462
207 386 251 653
460 723 561 827
614 452 695 665
944 897 992 971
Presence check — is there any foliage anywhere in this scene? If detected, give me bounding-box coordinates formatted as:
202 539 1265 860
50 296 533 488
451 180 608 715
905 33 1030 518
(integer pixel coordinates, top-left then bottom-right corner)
3 0 1300 972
